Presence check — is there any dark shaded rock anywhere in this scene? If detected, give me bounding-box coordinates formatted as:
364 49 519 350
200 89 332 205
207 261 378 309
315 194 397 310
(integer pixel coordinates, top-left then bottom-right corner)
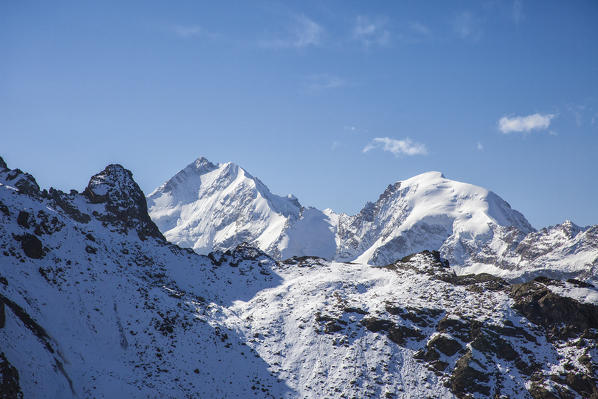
437 316 471 341
428 334 462 356
0 156 6 170
4 168 40 196
387 325 424 346
48 188 91 224
14 233 43 259
438 272 509 291
564 372 598 398
343 307 368 315
451 351 490 398
85 245 97 254
362 317 424 345
16 211 29 228
82 164 164 241
0 201 9 216
470 331 518 362
362 317 394 333
528 383 560 399
315 313 347 334
511 281 598 339
0 294 54 354
0 352 23 399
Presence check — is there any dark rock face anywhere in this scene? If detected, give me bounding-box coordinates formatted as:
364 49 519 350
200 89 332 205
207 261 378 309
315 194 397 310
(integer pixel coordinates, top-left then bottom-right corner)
1 160 40 196
450 351 491 397
16 211 29 228
510 280 598 340
82 165 164 241
0 352 23 399
427 335 462 356
47 188 91 224
14 233 43 259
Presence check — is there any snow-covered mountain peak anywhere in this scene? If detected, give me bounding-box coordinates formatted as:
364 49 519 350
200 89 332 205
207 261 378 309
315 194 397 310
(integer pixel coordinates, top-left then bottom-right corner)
336 171 535 265
379 171 534 233
147 159 596 281
191 156 218 172
147 157 304 254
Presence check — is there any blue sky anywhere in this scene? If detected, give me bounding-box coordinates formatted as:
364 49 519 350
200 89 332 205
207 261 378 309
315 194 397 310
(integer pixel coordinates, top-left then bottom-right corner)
2 0 597 228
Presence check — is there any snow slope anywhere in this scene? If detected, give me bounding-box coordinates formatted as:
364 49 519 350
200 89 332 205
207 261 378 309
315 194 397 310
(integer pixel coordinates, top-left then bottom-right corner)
148 158 597 282
147 158 336 259
1 157 597 398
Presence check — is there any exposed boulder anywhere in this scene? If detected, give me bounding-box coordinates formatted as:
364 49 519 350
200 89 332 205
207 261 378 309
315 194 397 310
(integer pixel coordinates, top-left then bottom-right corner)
14 233 43 259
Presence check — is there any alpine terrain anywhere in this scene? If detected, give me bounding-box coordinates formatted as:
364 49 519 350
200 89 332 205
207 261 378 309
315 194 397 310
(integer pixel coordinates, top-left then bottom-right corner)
1 156 597 398
148 158 598 284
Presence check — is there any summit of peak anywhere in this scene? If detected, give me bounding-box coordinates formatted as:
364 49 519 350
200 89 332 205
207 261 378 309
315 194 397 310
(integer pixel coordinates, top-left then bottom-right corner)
188 157 219 174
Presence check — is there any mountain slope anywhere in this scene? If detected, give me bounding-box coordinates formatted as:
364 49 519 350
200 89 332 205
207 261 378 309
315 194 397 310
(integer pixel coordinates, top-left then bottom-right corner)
0 159 288 398
333 171 534 265
147 158 336 259
1 157 597 398
148 158 597 282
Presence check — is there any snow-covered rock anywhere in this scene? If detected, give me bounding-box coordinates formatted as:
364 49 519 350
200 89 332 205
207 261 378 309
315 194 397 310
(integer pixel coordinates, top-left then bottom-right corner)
147 157 336 259
148 158 598 283
1 157 597 398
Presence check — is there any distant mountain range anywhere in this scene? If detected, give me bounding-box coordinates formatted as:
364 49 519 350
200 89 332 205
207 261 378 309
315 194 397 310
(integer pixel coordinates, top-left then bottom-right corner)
148 157 598 282
1 156 597 398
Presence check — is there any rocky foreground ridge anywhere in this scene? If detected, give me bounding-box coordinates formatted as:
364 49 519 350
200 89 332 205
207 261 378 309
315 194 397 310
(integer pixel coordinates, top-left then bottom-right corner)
0 157 597 398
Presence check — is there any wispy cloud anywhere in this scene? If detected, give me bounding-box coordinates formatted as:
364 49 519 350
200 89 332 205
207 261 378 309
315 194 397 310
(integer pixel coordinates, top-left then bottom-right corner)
363 137 428 156
395 21 433 44
477 142 484 151
567 104 586 127
331 141 341 151
453 11 482 41
353 16 390 47
172 25 214 39
409 21 431 37
260 14 323 49
498 113 555 134
304 74 345 92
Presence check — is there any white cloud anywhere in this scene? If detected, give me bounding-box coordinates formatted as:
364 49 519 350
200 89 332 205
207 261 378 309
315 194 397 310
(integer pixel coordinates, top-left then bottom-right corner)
477 142 484 151
353 16 390 47
453 11 482 41
173 25 203 38
260 15 323 49
498 113 555 134
363 137 427 156
331 141 341 150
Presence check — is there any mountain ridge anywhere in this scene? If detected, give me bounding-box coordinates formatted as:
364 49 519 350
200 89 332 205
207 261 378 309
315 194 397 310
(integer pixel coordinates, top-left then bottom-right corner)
148 157 597 283
1 156 597 398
